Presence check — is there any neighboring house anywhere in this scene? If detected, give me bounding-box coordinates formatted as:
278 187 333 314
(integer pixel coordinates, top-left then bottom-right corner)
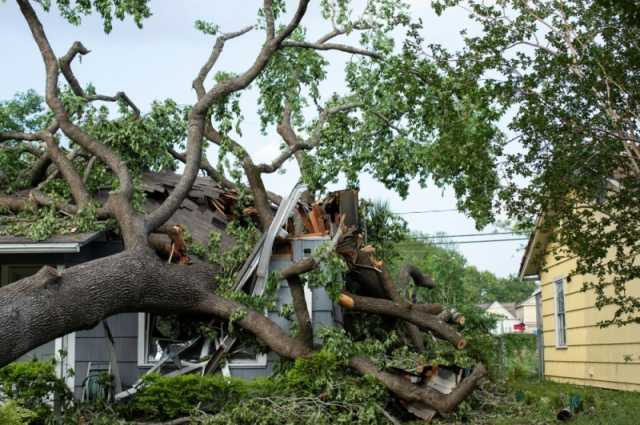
515 292 538 334
0 173 341 399
519 222 640 391
478 301 521 335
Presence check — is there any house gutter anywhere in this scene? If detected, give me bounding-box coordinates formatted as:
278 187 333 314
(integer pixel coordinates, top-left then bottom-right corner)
0 243 82 254
0 231 103 254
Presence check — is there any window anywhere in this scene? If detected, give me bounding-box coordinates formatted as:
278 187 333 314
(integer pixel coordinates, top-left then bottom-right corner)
555 278 567 347
137 314 206 367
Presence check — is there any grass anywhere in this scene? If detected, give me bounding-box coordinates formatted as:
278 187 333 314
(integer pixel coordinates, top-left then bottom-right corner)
434 375 640 425
428 335 640 425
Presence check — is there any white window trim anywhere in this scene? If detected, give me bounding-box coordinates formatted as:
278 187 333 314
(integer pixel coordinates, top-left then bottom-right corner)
554 277 568 348
227 352 268 368
137 313 154 367
55 265 76 391
54 331 76 390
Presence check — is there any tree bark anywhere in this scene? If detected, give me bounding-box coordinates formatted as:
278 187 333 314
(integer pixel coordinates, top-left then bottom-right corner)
349 356 486 414
0 249 308 367
286 276 314 348
339 292 466 349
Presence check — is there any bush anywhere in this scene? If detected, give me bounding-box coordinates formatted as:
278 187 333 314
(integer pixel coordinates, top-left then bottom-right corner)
127 351 390 424
129 373 247 420
0 400 36 425
0 359 72 424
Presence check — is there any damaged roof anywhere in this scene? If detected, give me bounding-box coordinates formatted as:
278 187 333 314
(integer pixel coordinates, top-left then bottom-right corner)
141 172 236 249
0 171 240 251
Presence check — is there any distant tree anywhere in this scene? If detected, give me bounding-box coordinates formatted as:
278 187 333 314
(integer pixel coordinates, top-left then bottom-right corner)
395 238 535 306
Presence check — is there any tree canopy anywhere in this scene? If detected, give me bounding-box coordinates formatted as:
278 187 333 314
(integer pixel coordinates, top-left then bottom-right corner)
430 0 640 325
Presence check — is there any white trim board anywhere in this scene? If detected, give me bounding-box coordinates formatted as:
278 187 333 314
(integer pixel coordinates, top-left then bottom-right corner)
554 276 568 348
0 243 82 254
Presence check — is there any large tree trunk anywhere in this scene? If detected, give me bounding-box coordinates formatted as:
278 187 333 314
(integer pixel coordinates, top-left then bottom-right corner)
0 249 309 366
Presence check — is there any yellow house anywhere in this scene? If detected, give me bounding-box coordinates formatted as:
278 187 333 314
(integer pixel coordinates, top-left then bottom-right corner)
519 224 640 391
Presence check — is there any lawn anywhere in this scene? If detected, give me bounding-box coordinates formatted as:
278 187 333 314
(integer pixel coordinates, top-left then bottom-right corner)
426 334 640 425
435 378 640 425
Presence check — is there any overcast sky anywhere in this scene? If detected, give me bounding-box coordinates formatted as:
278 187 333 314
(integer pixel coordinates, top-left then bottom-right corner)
0 0 528 277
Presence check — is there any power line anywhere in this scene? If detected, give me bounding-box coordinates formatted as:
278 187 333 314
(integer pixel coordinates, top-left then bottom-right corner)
411 231 525 239
404 237 529 246
393 208 458 215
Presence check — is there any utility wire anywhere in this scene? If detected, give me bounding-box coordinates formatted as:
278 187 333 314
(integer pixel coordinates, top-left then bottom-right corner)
403 237 529 246
411 231 526 239
393 208 458 214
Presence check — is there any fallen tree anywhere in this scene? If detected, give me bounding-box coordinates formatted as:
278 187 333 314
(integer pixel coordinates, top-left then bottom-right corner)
0 0 495 420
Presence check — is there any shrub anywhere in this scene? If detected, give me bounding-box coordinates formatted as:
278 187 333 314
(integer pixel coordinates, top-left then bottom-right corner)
129 373 247 420
0 359 72 424
127 351 390 424
0 400 36 425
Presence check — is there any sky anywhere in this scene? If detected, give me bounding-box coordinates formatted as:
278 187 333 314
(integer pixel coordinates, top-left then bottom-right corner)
0 0 528 277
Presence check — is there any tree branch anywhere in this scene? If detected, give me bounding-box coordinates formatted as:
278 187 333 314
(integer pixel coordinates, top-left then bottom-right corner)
399 263 435 289
39 131 90 208
349 357 486 414
59 41 141 117
146 0 309 234
264 0 275 40
193 25 254 99
0 249 308 367
286 276 314 348
282 40 383 59
168 147 236 191
203 123 274 231
339 292 465 349
256 143 311 174
17 0 142 247
0 131 42 141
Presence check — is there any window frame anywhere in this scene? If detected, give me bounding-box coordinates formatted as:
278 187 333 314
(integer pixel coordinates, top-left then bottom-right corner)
554 277 568 348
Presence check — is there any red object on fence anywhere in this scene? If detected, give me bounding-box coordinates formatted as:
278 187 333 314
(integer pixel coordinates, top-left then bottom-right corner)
513 322 526 332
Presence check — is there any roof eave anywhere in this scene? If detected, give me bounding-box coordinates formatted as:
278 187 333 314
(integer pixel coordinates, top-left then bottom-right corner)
0 231 103 254
0 243 81 254
518 217 549 279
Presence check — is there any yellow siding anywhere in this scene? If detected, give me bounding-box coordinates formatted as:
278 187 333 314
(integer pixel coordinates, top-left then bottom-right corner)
539 248 640 391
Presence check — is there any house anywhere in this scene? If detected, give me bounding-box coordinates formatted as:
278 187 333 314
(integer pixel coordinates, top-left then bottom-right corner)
519 222 640 391
515 292 538 334
477 301 522 335
0 173 343 399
